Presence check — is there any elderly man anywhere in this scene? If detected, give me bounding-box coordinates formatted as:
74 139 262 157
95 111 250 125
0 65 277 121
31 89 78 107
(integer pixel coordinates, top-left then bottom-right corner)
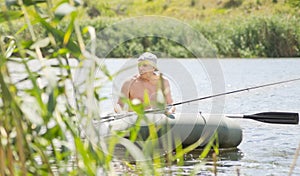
115 52 175 114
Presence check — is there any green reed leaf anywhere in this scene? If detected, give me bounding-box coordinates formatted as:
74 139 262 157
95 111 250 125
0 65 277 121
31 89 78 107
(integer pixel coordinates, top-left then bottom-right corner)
5 0 47 7
42 125 62 139
47 90 57 120
0 11 23 23
36 15 82 57
74 137 95 175
100 64 113 80
200 132 219 159
143 90 151 108
4 37 16 58
63 11 77 46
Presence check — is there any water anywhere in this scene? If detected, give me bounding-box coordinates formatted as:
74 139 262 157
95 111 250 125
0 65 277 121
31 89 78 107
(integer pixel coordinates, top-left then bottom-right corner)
8 58 300 175
100 58 300 175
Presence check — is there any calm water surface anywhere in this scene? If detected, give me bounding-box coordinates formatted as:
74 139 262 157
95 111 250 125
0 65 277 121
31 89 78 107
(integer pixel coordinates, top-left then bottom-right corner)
101 59 300 176
8 58 300 175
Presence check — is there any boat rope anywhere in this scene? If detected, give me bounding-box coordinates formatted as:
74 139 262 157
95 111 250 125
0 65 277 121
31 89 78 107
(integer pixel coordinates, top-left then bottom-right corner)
199 112 207 125
170 77 300 107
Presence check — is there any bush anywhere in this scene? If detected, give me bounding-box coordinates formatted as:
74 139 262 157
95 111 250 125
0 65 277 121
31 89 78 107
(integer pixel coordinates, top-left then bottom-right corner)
194 15 300 58
81 14 300 58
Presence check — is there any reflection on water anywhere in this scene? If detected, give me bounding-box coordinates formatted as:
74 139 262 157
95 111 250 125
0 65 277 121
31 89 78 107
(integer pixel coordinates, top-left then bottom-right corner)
111 144 244 175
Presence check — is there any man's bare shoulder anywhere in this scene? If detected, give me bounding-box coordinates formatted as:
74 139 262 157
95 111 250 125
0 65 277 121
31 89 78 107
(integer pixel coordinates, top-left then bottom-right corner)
122 75 139 85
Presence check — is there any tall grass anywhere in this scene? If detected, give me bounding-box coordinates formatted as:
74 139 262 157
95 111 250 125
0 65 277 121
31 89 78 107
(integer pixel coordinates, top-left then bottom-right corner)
0 1 220 175
76 14 300 58
72 0 300 58
195 15 300 58
3 6 300 58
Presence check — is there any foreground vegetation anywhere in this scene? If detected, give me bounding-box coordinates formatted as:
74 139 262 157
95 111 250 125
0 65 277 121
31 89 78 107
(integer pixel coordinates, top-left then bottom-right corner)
0 0 222 175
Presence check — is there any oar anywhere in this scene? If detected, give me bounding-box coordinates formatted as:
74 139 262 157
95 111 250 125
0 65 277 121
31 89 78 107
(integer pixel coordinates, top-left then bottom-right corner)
99 111 299 125
226 112 299 124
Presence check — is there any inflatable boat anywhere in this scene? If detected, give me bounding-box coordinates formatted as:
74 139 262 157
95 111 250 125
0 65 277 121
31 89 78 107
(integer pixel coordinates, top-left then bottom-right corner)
92 113 243 149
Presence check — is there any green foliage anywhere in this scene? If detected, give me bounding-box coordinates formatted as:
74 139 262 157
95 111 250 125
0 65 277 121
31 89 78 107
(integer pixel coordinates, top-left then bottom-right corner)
196 15 300 57
288 0 300 7
107 37 194 58
0 11 23 23
79 14 300 58
0 1 223 175
1 1 108 175
3 0 300 58
74 0 300 58
223 0 244 8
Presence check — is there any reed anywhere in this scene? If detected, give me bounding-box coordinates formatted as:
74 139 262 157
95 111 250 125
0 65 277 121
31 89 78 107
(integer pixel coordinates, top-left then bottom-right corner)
0 1 222 175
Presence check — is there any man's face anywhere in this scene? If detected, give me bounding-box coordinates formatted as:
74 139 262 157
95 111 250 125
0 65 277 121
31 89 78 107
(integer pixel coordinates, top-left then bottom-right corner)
138 61 155 74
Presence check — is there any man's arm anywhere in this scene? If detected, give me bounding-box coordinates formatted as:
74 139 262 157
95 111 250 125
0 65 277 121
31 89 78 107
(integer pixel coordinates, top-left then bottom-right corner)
163 79 176 114
115 79 133 113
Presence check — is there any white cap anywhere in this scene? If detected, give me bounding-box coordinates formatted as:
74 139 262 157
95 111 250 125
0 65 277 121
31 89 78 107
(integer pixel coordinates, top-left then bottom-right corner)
138 52 157 68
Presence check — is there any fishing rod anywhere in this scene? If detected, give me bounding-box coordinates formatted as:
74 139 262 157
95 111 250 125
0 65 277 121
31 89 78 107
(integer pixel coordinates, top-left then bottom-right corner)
99 77 300 124
99 111 299 124
170 77 300 106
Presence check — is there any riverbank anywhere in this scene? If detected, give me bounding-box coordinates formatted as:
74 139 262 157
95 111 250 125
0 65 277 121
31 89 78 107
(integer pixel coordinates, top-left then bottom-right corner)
75 0 300 58
78 14 300 58
1 0 300 58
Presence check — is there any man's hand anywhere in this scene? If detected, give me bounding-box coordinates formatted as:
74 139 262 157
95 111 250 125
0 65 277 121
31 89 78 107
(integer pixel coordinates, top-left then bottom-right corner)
166 106 176 115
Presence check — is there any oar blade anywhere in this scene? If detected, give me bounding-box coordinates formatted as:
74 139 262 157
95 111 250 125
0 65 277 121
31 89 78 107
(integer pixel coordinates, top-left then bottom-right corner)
244 112 299 124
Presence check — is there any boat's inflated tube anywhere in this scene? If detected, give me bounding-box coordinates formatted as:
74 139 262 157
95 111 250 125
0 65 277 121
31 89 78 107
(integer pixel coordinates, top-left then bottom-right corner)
105 113 242 149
